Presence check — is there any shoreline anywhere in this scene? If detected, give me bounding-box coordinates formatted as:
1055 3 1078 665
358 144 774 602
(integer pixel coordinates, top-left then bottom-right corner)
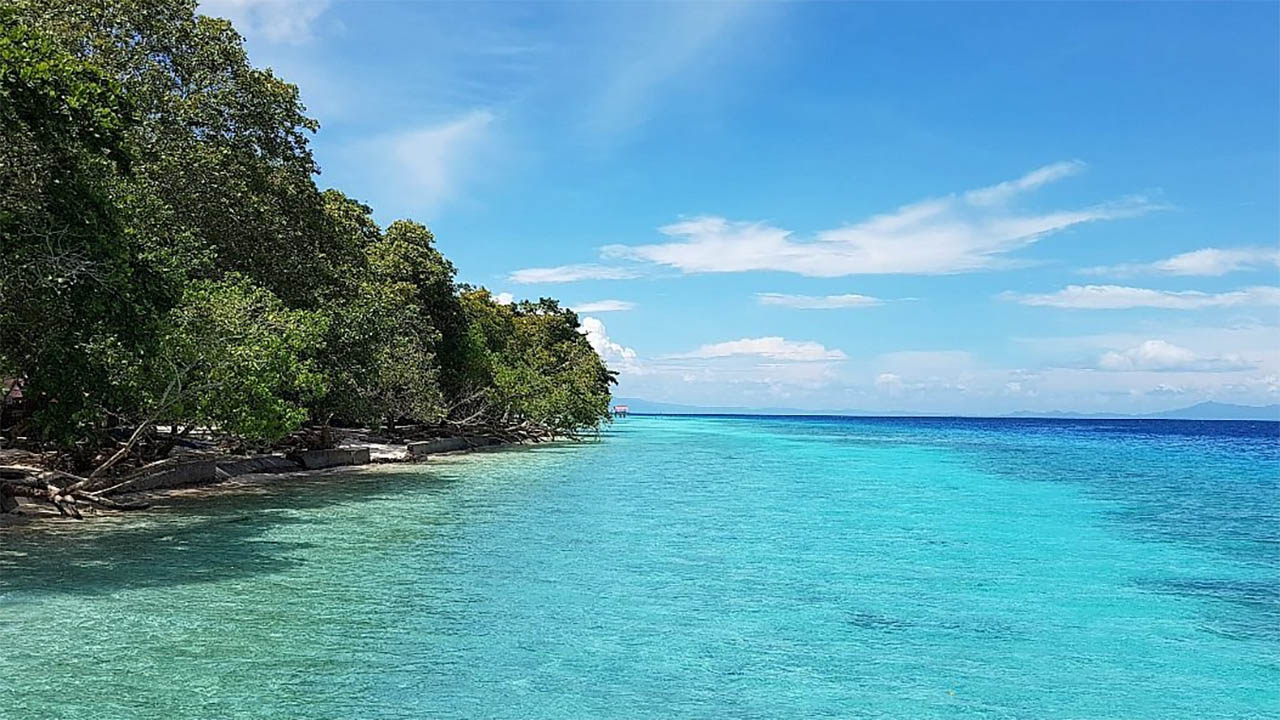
0 434 525 526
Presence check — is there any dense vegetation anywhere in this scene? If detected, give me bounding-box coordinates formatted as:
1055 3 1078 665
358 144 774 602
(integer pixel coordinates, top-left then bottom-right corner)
0 0 614 485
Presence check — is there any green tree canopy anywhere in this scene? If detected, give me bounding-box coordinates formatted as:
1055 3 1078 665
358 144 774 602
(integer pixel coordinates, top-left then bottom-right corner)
0 10 163 445
1 0 614 464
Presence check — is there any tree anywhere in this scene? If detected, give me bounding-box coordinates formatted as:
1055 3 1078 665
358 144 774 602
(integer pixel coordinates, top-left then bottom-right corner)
308 194 447 429
371 220 471 393
1 0 621 516
451 291 615 439
154 276 327 447
0 10 164 447
12 0 340 307
4 0 340 452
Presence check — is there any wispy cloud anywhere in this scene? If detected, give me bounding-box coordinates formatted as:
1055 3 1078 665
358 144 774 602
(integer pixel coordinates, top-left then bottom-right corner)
386 110 495 209
585 2 766 135
1098 340 1251 372
341 110 498 217
1082 246 1280 277
601 163 1158 277
200 0 330 44
756 293 883 309
571 300 636 313
509 264 640 284
963 160 1086 206
665 337 847 362
1001 284 1280 309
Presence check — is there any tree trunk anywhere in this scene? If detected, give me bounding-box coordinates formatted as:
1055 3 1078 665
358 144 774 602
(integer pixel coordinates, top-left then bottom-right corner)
0 466 149 517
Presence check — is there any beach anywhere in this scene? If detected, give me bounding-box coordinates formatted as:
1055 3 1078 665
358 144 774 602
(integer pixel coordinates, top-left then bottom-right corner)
0 431 520 524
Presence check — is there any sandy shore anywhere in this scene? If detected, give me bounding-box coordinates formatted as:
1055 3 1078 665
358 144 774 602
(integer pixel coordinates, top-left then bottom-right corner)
0 435 518 526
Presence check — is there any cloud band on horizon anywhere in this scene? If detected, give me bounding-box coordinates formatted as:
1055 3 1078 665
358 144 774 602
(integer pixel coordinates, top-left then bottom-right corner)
1001 284 1280 309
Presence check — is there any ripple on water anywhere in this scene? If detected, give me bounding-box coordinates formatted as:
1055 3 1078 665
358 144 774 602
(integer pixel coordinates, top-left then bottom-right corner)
1 417 1277 719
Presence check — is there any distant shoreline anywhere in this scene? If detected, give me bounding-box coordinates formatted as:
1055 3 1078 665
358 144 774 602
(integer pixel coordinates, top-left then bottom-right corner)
612 399 1280 422
626 411 1280 422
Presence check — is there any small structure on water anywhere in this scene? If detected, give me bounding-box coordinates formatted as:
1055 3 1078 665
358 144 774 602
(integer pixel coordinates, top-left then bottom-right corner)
612 404 629 418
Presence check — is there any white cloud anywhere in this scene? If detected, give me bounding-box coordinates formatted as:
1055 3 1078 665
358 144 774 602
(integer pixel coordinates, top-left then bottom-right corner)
1002 284 1280 309
1083 246 1280 277
200 0 330 44
493 292 515 305
867 351 982 396
611 334 1280 415
666 337 847 362
509 264 640 284
1098 340 1251 372
875 373 903 388
601 163 1156 276
613 321 1280 413
997 366 1280 411
755 293 882 309
571 300 636 313
1017 323 1280 357
579 316 637 367
963 160 1086 206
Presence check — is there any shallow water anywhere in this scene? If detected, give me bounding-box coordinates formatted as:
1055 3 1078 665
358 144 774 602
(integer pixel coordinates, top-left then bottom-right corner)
2 415 1277 718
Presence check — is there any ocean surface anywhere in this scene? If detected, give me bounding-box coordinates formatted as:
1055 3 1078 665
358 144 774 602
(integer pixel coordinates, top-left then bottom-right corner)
1 415 1277 718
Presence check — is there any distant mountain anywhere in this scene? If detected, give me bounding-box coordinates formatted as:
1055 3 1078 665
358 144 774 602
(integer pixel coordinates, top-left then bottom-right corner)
1148 402 1280 421
1009 402 1279 421
1005 410 1130 419
614 397 1280 421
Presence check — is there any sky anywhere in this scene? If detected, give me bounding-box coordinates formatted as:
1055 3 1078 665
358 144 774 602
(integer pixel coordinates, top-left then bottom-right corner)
201 0 1279 414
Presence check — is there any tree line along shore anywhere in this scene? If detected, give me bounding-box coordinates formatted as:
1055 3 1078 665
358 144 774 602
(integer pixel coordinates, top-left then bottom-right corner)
0 0 615 519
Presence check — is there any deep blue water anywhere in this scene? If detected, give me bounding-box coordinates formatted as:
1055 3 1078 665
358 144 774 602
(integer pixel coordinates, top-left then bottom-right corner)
1 415 1277 718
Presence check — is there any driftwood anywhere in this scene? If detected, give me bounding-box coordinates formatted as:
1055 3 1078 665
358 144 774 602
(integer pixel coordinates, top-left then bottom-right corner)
0 398 596 519
0 465 149 518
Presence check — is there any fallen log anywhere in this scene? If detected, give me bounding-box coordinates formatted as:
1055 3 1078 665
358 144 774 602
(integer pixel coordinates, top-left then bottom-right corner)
0 465 149 517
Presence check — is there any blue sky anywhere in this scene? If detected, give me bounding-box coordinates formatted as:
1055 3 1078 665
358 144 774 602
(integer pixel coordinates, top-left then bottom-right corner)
203 0 1279 414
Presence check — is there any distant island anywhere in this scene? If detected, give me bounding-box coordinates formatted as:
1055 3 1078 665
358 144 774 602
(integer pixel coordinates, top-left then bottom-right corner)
612 398 1280 422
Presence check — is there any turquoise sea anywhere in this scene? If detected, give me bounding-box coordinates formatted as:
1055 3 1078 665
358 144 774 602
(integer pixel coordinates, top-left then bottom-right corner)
2 415 1277 718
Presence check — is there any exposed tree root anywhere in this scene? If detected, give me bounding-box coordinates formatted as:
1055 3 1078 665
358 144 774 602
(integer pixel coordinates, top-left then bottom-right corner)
0 412 594 519
0 465 149 518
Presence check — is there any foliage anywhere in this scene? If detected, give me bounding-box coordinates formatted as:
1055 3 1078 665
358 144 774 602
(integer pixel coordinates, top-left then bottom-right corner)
305 191 447 429
457 292 615 436
156 277 326 445
11 0 337 305
0 0 615 456
0 10 161 445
